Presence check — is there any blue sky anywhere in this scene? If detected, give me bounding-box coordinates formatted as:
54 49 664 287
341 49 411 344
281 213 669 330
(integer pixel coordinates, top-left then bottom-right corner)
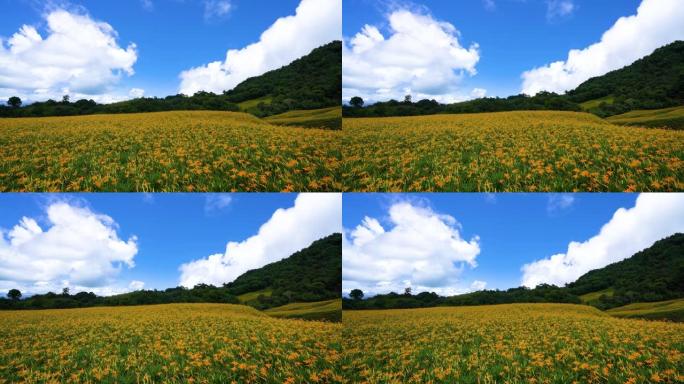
0 0 341 102
342 0 683 102
0 193 342 296
342 193 684 296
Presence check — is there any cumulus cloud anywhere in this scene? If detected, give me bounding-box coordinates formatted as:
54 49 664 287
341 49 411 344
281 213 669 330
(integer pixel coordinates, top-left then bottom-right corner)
470 280 487 291
343 201 481 296
129 88 145 98
0 202 139 296
521 193 684 288
179 193 342 288
522 0 684 95
179 0 341 95
128 280 145 291
0 9 138 103
343 8 481 104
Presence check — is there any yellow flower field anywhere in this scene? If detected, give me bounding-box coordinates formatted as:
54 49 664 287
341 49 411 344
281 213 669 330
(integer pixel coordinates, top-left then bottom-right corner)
341 111 684 192
0 111 341 192
342 304 684 384
0 304 342 383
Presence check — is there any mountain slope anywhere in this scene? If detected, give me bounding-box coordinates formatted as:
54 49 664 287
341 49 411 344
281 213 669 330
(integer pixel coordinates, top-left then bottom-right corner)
567 233 684 309
224 233 342 309
225 41 342 117
567 40 684 117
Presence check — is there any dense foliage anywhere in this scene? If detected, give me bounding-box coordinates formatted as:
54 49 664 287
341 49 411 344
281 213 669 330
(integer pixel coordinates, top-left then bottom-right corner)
567 40 684 117
342 92 581 118
343 41 684 119
0 41 341 119
225 41 342 117
345 233 684 311
0 234 341 311
567 233 684 309
343 284 580 310
224 233 342 309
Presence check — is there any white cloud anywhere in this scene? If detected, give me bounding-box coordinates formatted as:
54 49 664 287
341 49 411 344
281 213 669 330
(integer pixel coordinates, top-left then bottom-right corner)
547 194 575 213
470 88 487 99
0 202 138 296
343 201 481 296
128 280 145 290
141 0 154 11
129 88 145 98
179 193 342 288
343 8 481 104
521 193 684 288
179 0 341 95
0 9 138 103
522 0 684 95
546 0 575 20
204 194 232 214
204 0 232 20
470 280 487 291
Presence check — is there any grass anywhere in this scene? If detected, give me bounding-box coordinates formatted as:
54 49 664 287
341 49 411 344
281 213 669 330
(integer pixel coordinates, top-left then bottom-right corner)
265 107 342 130
341 110 684 192
579 95 615 111
579 288 615 304
0 111 341 192
237 96 272 112
237 288 273 304
342 303 684 383
265 299 342 322
0 303 342 383
607 298 684 322
607 106 684 130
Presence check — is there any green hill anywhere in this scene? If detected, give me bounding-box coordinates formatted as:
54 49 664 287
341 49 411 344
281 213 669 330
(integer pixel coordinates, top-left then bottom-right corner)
225 41 341 117
607 298 684 322
264 106 342 129
224 233 342 310
606 106 684 130
567 40 684 117
567 233 684 309
264 299 341 322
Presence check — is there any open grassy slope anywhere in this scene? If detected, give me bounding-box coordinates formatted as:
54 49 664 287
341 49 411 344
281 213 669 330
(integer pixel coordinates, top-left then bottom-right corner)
0 111 341 192
265 299 341 322
237 96 272 112
265 107 342 130
579 288 615 304
579 95 615 111
0 303 342 383
237 288 273 304
342 110 684 192
607 298 684 322
343 303 684 383
607 106 684 130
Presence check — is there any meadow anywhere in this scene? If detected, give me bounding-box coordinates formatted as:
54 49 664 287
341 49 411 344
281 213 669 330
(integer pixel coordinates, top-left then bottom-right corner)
0 303 342 383
607 106 684 130
0 111 341 192
342 304 684 384
341 111 684 192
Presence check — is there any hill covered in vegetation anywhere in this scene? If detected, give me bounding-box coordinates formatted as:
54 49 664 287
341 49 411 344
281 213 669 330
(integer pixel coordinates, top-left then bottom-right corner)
0 233 341 313
0 41 341 120
343 41 683 120
344 233 684 314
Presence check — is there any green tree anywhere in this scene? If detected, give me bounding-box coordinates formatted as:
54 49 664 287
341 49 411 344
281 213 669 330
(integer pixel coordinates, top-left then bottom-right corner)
62 287 70 296
7 96 22 108
350 96 364 108
350 289 364 300
7 289 21 301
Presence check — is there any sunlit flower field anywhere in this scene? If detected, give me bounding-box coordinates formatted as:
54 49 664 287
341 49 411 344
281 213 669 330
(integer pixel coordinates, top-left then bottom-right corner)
341 111 684 192
342 304 684 383
0 304 342 383
0 111 341 192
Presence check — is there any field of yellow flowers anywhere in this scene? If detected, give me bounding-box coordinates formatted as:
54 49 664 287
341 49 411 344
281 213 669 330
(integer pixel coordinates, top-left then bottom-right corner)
0 111 341 192
342 304 684 384
0 304 342 383
341 111 684 192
